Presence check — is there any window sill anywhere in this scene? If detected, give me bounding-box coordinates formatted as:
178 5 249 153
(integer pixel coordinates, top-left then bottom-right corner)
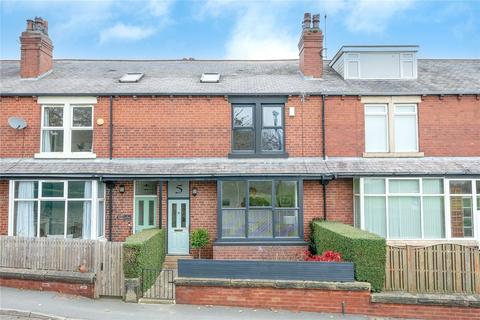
363 152 424 158
214 239 307 246
34 153 97 159
228 152 289 159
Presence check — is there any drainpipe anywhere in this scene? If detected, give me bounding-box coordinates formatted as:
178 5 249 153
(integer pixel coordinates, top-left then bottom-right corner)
159 181 163 229
109 96 113 160
107 182 115 241
321 94 326 160
321 178 329 221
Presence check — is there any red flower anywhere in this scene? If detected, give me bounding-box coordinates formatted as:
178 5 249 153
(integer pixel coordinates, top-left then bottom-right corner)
303 250 342 262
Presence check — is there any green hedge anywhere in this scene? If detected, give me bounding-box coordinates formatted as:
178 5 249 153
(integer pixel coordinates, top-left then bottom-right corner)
311 221 386 292
123 228 166 291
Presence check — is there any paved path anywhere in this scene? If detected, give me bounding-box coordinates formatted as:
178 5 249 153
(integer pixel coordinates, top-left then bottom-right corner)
0 287 396 320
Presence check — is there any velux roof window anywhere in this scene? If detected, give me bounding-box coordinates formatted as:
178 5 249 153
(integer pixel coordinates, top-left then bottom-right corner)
200 73 220 83
119 73 144 83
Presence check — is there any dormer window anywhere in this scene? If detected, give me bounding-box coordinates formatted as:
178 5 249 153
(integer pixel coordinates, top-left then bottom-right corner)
35 97 97 159
330 45 418 80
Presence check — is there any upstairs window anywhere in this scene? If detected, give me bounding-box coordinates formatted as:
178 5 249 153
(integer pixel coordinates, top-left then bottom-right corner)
230 97 286 157
41 104 93 155
363 97 421 156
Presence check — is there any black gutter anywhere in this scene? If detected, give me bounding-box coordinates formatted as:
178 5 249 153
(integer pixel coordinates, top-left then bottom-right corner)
1 92 478 97
107 182 114 241
321 94 326 160
109 96 113 160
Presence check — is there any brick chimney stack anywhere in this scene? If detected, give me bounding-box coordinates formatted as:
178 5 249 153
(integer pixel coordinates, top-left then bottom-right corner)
298 13 323 78
20 17 53 78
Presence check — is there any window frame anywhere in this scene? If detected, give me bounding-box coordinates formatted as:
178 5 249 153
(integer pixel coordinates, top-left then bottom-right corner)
354 177 479 242
36 97 97 159
8 180 105 240
229 96 288 158
217 178 304 243
361 96 422 157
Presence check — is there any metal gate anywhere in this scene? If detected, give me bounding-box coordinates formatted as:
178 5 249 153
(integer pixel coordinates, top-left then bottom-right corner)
141 269 175 301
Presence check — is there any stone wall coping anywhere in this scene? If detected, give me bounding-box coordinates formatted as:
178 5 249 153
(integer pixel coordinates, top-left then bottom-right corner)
372 292 480 308
0 267 95 284
174 277 371 291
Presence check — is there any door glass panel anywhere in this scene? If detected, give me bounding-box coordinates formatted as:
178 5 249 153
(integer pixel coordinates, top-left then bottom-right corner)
181 203 187 228
450 196 473 238
171 203 177 228
138 201 144 226
148 200 154 225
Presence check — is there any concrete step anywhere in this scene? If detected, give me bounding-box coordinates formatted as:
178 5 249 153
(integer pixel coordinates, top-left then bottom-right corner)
162 255 193 269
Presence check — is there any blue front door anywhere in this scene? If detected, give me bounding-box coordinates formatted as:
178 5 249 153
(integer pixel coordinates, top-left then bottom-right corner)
168 199 189 254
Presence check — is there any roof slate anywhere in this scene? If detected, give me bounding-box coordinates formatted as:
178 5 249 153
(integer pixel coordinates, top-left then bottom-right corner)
1 157 479 179
1 59 479 96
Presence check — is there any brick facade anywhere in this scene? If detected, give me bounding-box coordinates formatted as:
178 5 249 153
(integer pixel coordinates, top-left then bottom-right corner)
0 277 94 298
176 285 479 320
0 180 8 235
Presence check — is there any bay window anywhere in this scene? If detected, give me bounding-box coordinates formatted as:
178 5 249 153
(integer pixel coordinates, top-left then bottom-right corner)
10 180 105 239
219 179 301 240
354 178 478 240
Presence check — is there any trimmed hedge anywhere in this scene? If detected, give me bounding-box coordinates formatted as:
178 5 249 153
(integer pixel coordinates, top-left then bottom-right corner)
311 221 386 292
123 228 166 291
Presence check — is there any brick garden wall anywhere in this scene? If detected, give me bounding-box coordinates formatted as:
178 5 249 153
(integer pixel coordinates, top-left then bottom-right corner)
213 245 306 260
176 285 479 320
0 277 94 298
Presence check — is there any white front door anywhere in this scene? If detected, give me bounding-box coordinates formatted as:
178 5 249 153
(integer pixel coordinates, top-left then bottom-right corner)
168 199 189 254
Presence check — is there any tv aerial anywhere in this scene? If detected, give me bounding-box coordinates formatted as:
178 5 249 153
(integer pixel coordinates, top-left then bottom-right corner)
8 117 27 130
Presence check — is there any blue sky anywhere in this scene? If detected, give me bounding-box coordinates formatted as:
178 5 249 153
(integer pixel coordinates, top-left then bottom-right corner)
1 0 479 60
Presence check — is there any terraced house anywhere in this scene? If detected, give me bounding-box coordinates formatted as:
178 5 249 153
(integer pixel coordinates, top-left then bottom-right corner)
1 14 479 263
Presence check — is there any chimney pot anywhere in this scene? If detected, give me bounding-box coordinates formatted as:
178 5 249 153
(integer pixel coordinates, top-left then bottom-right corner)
312 14 320 30
302 12 311 30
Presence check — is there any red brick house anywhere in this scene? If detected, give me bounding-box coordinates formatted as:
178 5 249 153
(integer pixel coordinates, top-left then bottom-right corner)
1 15 479 260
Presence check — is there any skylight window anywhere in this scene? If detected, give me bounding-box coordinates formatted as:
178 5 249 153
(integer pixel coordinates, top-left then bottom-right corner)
119 73 144 83
200 73 220 83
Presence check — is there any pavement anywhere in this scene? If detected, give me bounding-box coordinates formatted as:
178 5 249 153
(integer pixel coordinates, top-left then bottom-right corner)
0 287 397 320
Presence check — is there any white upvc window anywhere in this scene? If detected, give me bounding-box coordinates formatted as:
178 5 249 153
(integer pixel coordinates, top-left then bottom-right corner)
36 97 96 159
354 177 480 242
362 96 422 157
8 180 105 240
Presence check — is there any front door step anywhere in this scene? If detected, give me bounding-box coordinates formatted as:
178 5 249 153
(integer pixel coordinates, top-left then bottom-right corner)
163 255 193 269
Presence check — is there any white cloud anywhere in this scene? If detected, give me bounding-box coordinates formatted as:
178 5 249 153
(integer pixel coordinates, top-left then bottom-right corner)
147 0 175 17
199 1 297 60
99 23 155 44
316 0 415 34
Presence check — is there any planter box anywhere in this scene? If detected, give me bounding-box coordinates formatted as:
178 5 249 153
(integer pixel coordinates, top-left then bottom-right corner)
177 259 354 282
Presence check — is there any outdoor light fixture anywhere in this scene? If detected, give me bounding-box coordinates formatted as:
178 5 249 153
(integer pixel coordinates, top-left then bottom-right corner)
192 187 198 196
119 185 125 193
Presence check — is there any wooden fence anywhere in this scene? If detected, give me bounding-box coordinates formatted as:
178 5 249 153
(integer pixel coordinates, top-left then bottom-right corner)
385 243 480 294
0 236 124 298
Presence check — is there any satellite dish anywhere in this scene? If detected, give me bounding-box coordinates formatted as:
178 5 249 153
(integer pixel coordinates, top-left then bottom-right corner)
8 117 27 130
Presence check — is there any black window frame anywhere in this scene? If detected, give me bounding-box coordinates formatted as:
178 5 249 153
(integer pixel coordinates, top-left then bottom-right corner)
229 96 288 158
216 178 304 244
